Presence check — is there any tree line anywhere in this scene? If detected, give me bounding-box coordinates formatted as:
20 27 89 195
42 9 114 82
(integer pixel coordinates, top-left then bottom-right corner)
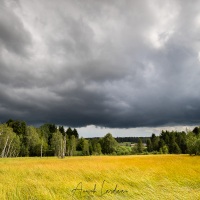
115 137 149 143
135 128 200 155
0 119 200 157
0 119 117 158
0 119 79 158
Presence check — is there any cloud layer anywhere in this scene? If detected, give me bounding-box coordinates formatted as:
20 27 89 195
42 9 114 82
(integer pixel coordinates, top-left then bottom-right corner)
1 0 200 128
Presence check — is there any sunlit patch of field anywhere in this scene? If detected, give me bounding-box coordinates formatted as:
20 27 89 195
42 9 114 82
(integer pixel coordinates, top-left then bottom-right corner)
0 155 200 199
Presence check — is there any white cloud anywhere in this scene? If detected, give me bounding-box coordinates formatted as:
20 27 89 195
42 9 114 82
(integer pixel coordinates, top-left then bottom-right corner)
77 125 196 138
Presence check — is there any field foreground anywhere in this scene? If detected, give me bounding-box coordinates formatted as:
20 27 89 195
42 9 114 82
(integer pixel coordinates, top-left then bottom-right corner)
0 155 200 200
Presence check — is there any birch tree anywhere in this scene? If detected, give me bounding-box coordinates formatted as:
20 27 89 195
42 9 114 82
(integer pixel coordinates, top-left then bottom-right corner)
0 124 20 157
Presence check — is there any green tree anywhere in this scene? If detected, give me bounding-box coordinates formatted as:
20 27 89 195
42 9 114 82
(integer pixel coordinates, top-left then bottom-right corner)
72 128 79 138
116 146 131 155
195 139 200 155
88 140 93 155
146 139 152 152
40 123 57 151
82 139 89 155
192 127 200 136
100 133 118 154
173 142 181 154
49 124 57 133
26 126 41 156
187 132 200 155
66 127 73 138
160 131 170 146
69 135 76 156
168 132 181 154
59 126 65 135
0 124 21 157
137 138 144 153
160 145 169 154
36 128 48 157
151 134 159 151
6 119 27 136
96 143 102 155
176 132 187 154
51 130 63 157
158 139 165 150
77 137 84 150
132 145 138 154
89 139 102 155
66 135 70 156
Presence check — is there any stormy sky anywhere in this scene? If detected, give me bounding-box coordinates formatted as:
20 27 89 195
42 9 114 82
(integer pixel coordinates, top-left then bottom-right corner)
0 0 200 137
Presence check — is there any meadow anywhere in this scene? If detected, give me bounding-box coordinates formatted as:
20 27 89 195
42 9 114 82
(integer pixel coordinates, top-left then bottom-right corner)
0 155 200 200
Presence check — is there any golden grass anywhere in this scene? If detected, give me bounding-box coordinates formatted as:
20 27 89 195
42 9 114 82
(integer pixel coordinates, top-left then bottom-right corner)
0 155 200 199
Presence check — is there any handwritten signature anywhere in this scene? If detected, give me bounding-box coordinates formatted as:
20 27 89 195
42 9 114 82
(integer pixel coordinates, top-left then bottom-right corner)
71 180 128 198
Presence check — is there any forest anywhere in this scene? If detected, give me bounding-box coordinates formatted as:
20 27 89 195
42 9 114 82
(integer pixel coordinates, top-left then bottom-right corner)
0 119 200 157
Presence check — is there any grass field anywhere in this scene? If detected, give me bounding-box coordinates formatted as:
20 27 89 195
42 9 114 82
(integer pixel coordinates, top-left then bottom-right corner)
0 155 200 200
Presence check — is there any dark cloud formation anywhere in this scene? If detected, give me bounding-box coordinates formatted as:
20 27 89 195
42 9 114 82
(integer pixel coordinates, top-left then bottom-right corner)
0 0 200 128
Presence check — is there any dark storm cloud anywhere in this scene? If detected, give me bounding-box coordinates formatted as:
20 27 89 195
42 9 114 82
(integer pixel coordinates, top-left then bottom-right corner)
0 0 200 128
0 1 32 57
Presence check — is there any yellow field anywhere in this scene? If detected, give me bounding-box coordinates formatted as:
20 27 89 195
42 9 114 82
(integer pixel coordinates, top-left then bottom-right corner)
0 155 200 200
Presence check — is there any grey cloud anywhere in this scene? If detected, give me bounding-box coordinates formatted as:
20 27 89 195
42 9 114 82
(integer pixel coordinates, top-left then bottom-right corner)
0 2 32 57
0 0 200 129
